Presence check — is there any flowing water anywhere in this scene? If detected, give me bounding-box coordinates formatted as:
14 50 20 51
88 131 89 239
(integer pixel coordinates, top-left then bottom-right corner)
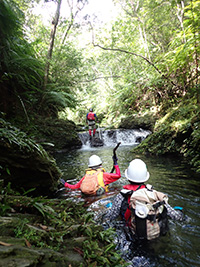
55 129 200 267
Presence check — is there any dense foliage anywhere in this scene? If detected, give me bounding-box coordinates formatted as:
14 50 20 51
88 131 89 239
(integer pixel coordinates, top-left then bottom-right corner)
0 0 84 120
1 0 199 122
133 99 200 172
0 0 199 166
0 0 44 118
0 118 62 195
81 0 200 125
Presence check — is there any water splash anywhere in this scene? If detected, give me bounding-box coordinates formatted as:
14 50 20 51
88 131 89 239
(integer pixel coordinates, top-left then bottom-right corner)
78 128 151 148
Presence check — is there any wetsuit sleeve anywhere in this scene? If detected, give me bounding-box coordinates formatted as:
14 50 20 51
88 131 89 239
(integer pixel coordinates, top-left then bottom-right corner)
94 114 98 120
103 165 121 185
104 193 124 221
64 176 85 190
165 203 184 221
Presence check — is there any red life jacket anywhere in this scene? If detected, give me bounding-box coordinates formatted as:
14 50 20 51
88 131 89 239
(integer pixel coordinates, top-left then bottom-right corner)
87 112 95 121
121 184 146 226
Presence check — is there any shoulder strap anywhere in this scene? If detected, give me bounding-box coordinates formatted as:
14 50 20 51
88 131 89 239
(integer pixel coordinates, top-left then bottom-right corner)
135 184 145 191
146 184 153 191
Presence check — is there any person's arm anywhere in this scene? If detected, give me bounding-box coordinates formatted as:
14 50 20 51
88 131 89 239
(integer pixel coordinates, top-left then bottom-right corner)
64 176 85 190
103 165 121 185
86 113 88 124
165 203 184 221
94 113 98 121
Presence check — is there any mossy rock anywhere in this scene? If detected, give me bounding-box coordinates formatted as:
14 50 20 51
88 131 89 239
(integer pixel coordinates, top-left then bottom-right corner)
133 101 200 173
0 217 22 236
118 112 158 131
28 117 82 152
0 119 62 196
0 238 83 267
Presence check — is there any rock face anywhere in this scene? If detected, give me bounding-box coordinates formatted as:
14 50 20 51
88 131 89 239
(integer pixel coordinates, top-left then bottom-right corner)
0 119 62 196
119 113 157 131
30 117 82 152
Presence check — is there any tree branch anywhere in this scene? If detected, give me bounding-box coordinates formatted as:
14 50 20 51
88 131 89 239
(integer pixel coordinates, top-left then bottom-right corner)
81 75 122 83
92 42 178 88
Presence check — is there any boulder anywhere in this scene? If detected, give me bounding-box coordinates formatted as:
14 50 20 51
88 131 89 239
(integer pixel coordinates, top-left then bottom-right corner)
0 119 61 196
90 137 104 147
119 113 158 131
30 117 82 152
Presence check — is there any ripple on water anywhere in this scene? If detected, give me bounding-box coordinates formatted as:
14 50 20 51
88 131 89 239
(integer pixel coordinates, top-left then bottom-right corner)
55 144 200 267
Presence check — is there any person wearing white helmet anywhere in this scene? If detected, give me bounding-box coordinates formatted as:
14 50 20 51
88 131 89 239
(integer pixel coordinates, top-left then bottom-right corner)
124 159 150 183
60 154 121 196
88 155 102 168
103 158 185 241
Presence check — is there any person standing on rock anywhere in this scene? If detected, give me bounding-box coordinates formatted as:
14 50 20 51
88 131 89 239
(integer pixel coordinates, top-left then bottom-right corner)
86 108 98 138
60 155 121 196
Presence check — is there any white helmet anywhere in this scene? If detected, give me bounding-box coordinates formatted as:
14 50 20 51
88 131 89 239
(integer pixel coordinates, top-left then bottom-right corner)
125 159 150 183
88 155 102 168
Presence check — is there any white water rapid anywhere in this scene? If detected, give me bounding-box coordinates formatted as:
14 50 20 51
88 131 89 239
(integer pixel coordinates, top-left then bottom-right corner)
78 128 151 148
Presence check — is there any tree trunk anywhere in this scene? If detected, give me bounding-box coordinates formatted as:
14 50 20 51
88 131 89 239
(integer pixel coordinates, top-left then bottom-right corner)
44 0 62 90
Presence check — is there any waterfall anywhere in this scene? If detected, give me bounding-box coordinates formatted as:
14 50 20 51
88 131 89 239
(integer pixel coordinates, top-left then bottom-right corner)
78 128 151 148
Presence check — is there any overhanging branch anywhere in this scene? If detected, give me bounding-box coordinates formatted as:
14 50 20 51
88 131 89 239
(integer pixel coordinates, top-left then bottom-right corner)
92 42 178 88
94 43 162 75
81 75 122 83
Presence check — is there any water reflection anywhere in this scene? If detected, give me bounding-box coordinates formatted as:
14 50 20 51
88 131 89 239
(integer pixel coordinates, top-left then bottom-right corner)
55 144 200 267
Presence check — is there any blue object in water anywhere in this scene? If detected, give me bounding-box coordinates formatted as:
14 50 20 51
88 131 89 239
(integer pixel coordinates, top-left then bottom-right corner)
174 206 183 210
105 202 112 208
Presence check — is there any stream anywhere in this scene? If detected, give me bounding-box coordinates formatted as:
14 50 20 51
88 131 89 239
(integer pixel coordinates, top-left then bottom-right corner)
55 129 200 267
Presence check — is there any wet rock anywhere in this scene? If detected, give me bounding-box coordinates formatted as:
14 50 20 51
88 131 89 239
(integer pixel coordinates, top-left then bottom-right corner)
90 137 104 147
10 115 83 152
135 136 142 143
107 130 116 138
0 217 22 236
0 214 84 266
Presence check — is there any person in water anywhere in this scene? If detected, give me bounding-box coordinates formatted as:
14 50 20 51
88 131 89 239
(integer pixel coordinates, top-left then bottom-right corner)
103 159 184 240
60 155 121 196
86 108 98 138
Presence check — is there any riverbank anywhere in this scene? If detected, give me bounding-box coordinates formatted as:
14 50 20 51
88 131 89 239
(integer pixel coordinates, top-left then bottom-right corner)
119 99 200 173
0 185 125 266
